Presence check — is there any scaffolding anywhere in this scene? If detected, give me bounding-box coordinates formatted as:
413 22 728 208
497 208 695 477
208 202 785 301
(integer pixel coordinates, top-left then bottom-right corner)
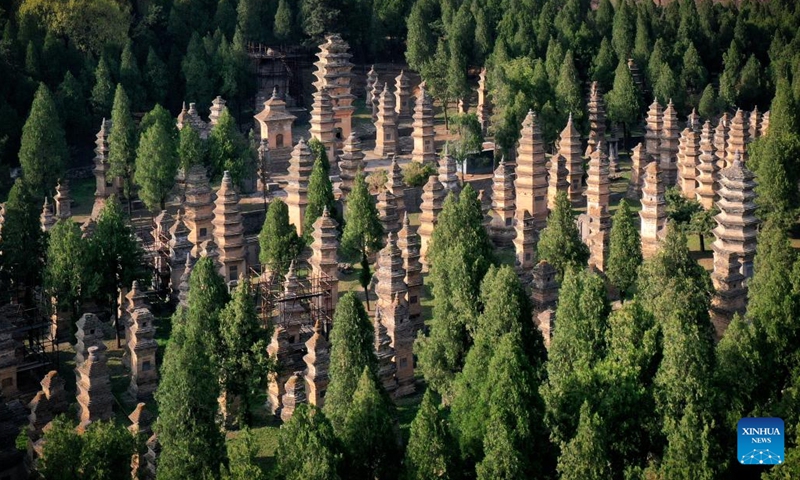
249 265 334 334
247 43 309 111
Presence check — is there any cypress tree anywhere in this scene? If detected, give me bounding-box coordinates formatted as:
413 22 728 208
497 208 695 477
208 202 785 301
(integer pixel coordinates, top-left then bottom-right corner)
177 123 204 174
107 84 137 208
737 54 764 110
475 421 523 480
258 199 303 277
606 59 639 143
653 63 680 108
145 48 169 107
340 173 383 307
277 404 341 480
274 0 294 43
556 402 611 480
183 256 229 353
555 49 584 125
632 10 651 69
768 77 799 138
537 191 589 281
323 292 376 432
698 84 718 120
719 40 742 108
304 155 337 240
610 0 634 60
134 107 178 211
182 33 214 111
307 137 330 173
208 109 251 185
43 219 97 322
119 41 143 110
56 71 89 139
0 179 44 295
24 41 39 78
681 42 708 94
404 390 458 480
91 56 114 117
18 83 68 197
591 37 617 92
606 200 642 299
214 0 238 38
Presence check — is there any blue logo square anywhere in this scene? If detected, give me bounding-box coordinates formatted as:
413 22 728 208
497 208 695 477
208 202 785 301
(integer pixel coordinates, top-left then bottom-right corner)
738 417 784 465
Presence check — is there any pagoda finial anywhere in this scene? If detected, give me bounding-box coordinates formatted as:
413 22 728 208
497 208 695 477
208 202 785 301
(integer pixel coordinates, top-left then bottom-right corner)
322 206 330 218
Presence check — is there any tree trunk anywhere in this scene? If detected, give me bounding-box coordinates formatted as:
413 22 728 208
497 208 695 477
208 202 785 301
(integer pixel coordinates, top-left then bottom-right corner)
113 294 122 348
443 99 449 129
363 284 371 311
699 233 705 252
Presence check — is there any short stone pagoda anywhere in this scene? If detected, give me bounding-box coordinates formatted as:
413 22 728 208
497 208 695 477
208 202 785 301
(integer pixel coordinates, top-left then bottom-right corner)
748 107 761 142
515 110 549 231
127 304 158 401
394 70 413 122
176 102 209 138
377 188 400 235
438 146 459 193
40 198 55 232
587 82 606 155
411 83 436 163
387 156 406 215
660 100 680 186
559 113 584 207
645 98 663 159
27 371 68 445
212 172 246 282
626 143 645 200
366 65 378 106
710 152 758 337
678 126 700 200
303 319 330 408
398 213 423 331
76 346 113 432
183 164 214 256
339 133 364 197
312 34 356 139
54 181 70 220
375 83 398 157
695 121 718 210
585 147 611 272
279 372 306 422
254 87 296 172
285 139 315 235
547 154 570 211
418 174 446 270
513 210 536 274
639 161 667 259
208 96 227 127
74 313 106 365
714 113 730 170
489 157 516 247
309 87 337 162
760 110 770 137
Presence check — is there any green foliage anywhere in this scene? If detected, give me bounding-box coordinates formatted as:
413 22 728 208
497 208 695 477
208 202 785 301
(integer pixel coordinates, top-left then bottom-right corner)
218 280 271 426
682 42 708 93
749 134 799 222
719 40 743 108
304 154 338 240
56 71 89 140
18 83 67 196
698 84 719 120
769 78 800 139
324 292 376 432
44 219 97 318
0 179 44 293
119 40 143 110
182 33 214 111
653 63 681 109
214 0 238 39
274 0 294 43
448 113 483 166
537 191 589 281
611 0 634 60
178 123 204 172
632 10 651 69
91 56 114 116
402 161 436 187
300 0 340 44
606 59 639 133
38 416 136 480
277 404 341 480
145 48 169 107
591 37 616 92
107 84 137 201
404 390 459 480
258 198 303 277
607 200 642 298
134 105 178 211
405 0 439 71
738 54 764 110
557 402 611 480
555 49 584 126
208 109 253 186
340 172 383 261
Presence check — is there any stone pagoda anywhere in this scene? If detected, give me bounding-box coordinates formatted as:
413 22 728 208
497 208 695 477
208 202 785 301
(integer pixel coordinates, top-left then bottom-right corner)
532 260 559 347
183 164 214 256
639 161 667 259
309 87 337 162
748 107 761 142
660 100 680 186
168 212 193 299
515 110 549 231
626 143 645 200
377 188 400 235
714 113 730 169
477 68 490 135
628 58 643 91
696 121 718 210
559 113 584 207
375 83 399 157
411 83 436 163
176 102 209 138
212 172 246 282
267 323 293 415
678 126 700 200
371 82 382 122
375 233 414 397
387 156 406 214
725 109 748 165
373 310 398 395
587 82 606 155
92 118 115 218
208 96 227 127
303 319 330 408
489 157 516 247
54 181 70 219
178 254 193 309
339 133 365 197
76 346 113 432
398 213 423 332
280 373 306 422
254 86 296 172
309 207 340 315
711 152 758 336
547 154 570 211
585 147 611 272
200 239 221 271
40 198 55 232
418 174 446 270
129 403 154 479
366 65 378 106
127 304 158 401
513 210 536 274
285 139 315 235
761 110 770 136
645 98 663 159
27 371 68 447
312 34 356 139
394 70 413 122
438 146 460 193
74 313 106 365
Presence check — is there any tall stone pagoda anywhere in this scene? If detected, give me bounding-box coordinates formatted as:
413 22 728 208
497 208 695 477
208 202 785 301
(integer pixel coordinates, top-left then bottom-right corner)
411 83 436 163
585 147 611 272
74 313 106 365
559 113 584 207
398 213 423 331
714 113 730 169
303 319 330 408
309 87 337 162
513 210 536 274
375 83 399 157
626 143 645 200
285 139 315 235
515 110 549 231
639 161 667 259
339 133 364 197
212 171 246 282
27 371 68 444
54 181 70 220
254 86 296 172
547 154 570 211
377 188 400 235
587 82 606 155
394 70 413 122
725 109 748 165
92 118 115 218
418 174 446 270
366 65 378 105
489 157 516 247
711 152 758 337
477 68 490 135
76 346 113 432
309 207 340 314
695 121 718 210
645 98 663 159
438 146 459 193
387 156 406 215
127 303 158 401
312 34 356 139
183 164 214 256
748 106 761 142
678 126 700 200
660 100 680 186
168 212 193 299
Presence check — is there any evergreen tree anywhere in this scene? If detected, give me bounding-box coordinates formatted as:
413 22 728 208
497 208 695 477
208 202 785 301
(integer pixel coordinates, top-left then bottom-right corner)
606 59 639 142
537 191 589 281
632 10 651 69
698 84 719 120
404 390 458 480
36 415 83 479
18 83 67 196
768 77 799 138
91 56 114 116
607 200 641 299
307 138 330 173
0 179 44 297
214 0 238 39
134 106 178 211
475 421 524 480
594 0 614 39
44 219 97 322
323 292 376 432
681 42 708 93
56 71 89 140
611 0 634 60
591 37 617 92
304 155 338 239
208 109 252 185
222 428 267 480
274 0 295 43
178 123 204 173
737 54 763 110
404 0 439 72
300 0 340 44
446 3 472 106
107 84 137 207
119 40 143 110
258 199 303 277
24 41 39 78
183 256 230 353
556 402 611 480
340 367 397 479
182 33 214 111
219 279 271 426
145 47 169 108
555 49 584 126
340 173 383 307
719 40 742 108
277 404 341 480
653 63 680 108
544 38 565 84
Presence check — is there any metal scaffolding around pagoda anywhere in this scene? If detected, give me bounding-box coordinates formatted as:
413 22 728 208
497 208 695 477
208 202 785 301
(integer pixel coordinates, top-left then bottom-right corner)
249 265 334 333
